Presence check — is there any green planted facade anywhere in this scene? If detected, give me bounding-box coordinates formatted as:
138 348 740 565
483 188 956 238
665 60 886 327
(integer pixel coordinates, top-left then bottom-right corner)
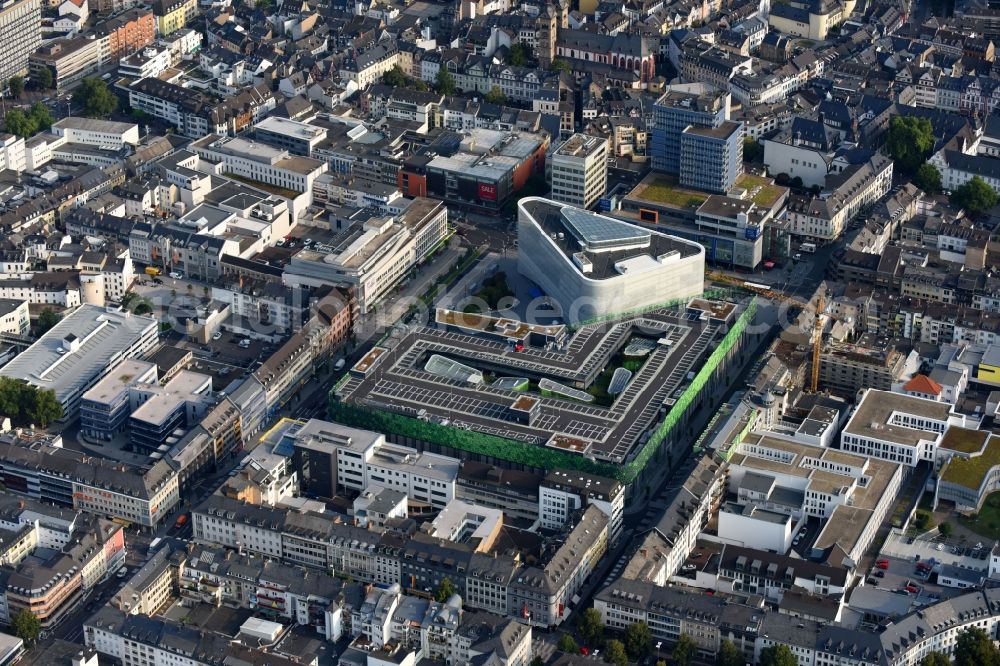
328 297 757 484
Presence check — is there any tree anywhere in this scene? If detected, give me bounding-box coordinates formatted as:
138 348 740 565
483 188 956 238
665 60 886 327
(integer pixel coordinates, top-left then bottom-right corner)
624 622 652 659
914 163 942 194
383 65 408 88
435 577 456 602
886 115 935 174
4 108 31 138
510 42 531 66
743 136 764 162
549 59 569 73
716 639 743 666
759 644 798 666
28 102 53 132
8 76 24 98
413 79 429 91
73 76 118 118
33 67 53 91
951 176 998 216
436 68 456 96
133 301 152 315
913 510 931 531
577 608 604 647
530 657 545 666
671 634 697 666
605 639 628 666
484 86 507 105
36 308 60 335
920 652 953 666
28 389 61 426
11 609 40 644
557 633 578 654
938 521 954 538
953 627 1000 666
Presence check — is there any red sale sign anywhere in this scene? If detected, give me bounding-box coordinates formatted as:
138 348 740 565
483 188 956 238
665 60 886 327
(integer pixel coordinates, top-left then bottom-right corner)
479 183 497 201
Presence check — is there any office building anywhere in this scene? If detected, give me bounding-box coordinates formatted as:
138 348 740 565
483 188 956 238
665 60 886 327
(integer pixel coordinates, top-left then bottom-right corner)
51 117 140 149
284 198 448 312
516 197 704 320
539 469 624 543
253 116 327 157
292 419 458 508
550 133 608 209
840 389 971 466
679 121 743 193
0 304 158 419
651 83 730 174
0 0 40 92
80 359 159 441
128 370 214 454
189 135 327 195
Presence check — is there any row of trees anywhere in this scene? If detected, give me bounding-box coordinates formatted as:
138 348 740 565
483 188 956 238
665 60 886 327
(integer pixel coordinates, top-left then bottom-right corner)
886 115 998 215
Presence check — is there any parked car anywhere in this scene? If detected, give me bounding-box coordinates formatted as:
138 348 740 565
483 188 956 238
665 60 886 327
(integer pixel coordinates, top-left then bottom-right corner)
212 332 222 341
876 559 889 570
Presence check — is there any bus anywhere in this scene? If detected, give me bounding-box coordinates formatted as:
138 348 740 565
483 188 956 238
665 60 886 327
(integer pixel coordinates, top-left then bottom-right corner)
800 242 817 254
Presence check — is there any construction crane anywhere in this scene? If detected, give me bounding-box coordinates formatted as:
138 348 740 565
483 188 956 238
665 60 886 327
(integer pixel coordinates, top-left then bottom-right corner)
810 293 825 393
707 271 833 393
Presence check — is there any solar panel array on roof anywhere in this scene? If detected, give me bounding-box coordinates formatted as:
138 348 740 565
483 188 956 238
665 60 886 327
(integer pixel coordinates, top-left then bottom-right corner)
561 207 650 251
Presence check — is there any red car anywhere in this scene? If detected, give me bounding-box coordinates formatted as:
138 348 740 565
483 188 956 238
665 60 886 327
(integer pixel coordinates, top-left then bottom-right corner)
876 559 889 570
580 647 589 656
905 584 920 594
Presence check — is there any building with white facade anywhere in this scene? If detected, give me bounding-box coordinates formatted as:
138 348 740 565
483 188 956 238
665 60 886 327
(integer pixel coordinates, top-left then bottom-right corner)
516 197 705 321
292 418 459 509
51 117 140 149
284 198 448 312
539 469 624 544
840 389 972 467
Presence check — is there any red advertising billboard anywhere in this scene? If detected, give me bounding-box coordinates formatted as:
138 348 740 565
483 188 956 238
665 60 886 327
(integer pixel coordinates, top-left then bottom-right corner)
478 182 498 201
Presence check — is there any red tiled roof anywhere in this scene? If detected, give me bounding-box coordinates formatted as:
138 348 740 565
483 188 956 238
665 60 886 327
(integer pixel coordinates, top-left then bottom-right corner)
903 374 942 396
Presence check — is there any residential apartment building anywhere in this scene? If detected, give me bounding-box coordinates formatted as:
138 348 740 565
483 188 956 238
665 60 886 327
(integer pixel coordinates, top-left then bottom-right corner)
94 8 155 63
595 578 761 663
507 505 608 627
549 133 608 209
0 499 125 628
152 0 195 36
786 154 894 241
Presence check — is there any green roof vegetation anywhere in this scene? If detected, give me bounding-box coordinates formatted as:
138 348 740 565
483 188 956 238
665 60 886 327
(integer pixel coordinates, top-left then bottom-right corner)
635 176 708 209
736 173 785 208
939 426 990 454
224 172 300 199
941 436 1000 490
328 296 758 484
